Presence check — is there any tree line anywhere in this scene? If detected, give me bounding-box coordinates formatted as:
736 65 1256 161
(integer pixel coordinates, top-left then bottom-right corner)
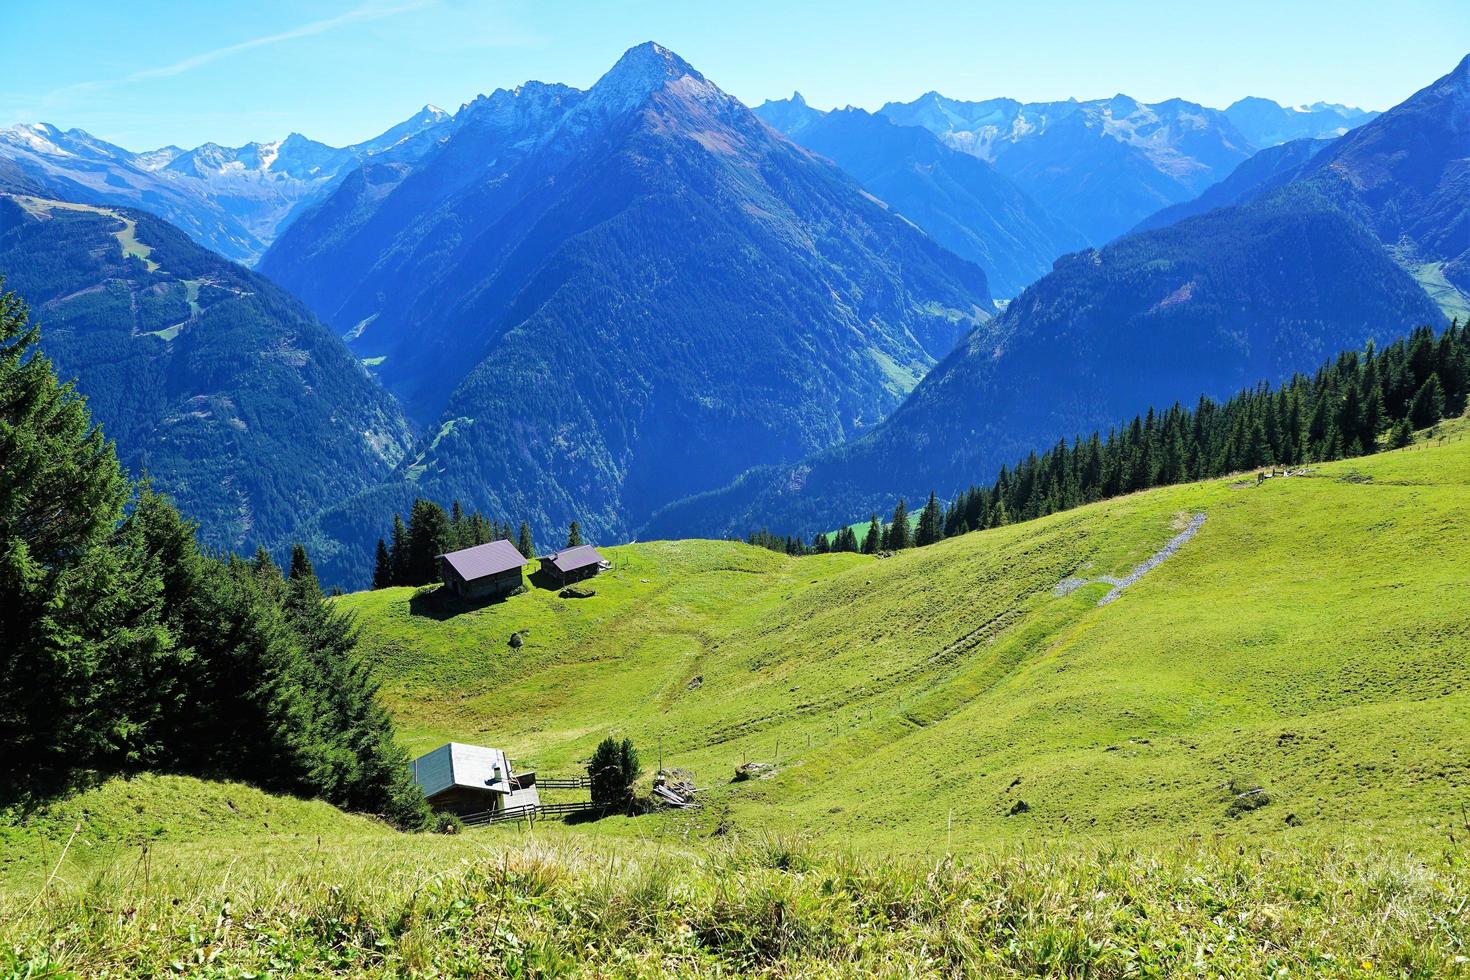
0 286 426 825
371 502 588 589
749 322 1469 556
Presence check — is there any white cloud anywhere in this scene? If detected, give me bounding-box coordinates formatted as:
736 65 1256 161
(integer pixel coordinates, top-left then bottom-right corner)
37 0 433 108
128 0 434 81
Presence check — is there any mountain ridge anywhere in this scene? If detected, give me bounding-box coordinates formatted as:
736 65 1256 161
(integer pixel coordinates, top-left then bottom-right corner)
0 107 451 263
267 42 993 587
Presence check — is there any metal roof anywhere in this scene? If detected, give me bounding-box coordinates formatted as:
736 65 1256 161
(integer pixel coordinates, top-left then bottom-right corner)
438 539 527 581
410 742 519 799
541 544 606 574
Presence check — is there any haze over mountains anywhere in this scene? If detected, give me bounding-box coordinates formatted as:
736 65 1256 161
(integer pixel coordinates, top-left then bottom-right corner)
0 107 450 263
877 91 1375 244
753 97 1086 296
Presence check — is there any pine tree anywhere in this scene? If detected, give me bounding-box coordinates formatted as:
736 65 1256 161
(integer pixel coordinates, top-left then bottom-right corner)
1388 417 1415 449
567 521 583 548
1409 373 1445 429
888 499 911 550
372 538 393 589
405 499 454 585
517 521 535 559
862 515 881 555
915 491 943 547
389 513 409 586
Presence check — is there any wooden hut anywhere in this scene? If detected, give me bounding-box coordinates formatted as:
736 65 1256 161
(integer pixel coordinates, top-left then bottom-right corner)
438 539 527 600
409 742 540 817
539 544 608 587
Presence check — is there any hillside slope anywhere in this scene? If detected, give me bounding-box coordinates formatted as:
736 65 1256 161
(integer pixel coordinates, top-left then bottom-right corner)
647 186 1444 541
0 193 412 552
340 427 1470 850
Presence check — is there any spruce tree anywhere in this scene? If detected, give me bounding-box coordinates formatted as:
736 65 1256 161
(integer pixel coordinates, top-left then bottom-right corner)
1409 373 1445 429
389 513 409 586
1388 417 1415 449
405 499 454 585
372 538 393 589
567 521 583 548
517 521 535 559
862 514 881 554
915 492 943 547
888 499 911 550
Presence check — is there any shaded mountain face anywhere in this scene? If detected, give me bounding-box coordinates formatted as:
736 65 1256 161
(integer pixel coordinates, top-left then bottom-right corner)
0 107 450 263
267 42 991 587
1133 137 1332 233
647 182 1445 541
1294 55 1470 304
0 193 413 552
753 100 1087 297
879 93 1256 243
1224 97 1377 147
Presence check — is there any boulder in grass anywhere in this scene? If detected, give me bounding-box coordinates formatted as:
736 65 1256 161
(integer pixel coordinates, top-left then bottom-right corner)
559 586 596 599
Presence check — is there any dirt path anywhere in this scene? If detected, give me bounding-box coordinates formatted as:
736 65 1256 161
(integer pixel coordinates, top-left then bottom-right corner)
1054 513 1206 606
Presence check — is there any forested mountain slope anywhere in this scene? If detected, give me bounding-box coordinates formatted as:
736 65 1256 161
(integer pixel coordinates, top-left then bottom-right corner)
648 185 1443 539
266 43 991 585
0 193 412 551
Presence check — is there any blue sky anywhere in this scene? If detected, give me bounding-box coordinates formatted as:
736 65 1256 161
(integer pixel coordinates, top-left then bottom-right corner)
5 0 1468 150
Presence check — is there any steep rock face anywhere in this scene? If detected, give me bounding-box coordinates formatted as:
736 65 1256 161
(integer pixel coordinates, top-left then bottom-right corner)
754 100 1086 297
879 92 1257 242
266 43 991 586
0 192 412 551
0 107 450 263
647 185 1444 540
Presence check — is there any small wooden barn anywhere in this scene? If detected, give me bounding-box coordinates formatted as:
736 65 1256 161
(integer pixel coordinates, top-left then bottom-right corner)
438 539 527 600
540 544 609 587
409 742 540 817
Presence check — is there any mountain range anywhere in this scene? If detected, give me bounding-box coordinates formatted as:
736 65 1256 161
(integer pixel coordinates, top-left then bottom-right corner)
264 42 992 585
648 58 1462 541
0 192 412 551
0 41 1450 589
0 107 450 263
877 92 1375 243
753 97 1087 296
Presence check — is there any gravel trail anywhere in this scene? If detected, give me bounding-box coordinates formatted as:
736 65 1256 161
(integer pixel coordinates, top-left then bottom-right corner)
1053 513 1206 606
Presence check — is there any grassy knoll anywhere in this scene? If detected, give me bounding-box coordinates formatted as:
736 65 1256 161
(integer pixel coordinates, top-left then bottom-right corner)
339 424 1470 851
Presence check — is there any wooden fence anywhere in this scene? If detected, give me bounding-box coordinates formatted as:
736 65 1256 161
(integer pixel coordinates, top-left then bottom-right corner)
459 799 604 827
536 775 591 790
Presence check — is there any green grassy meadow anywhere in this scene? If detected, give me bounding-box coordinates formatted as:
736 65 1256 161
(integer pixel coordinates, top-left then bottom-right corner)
342 424 1470 851
5 423 1470 975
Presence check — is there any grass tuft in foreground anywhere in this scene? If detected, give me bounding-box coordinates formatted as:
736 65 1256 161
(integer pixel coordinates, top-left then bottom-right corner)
3 818 1468 977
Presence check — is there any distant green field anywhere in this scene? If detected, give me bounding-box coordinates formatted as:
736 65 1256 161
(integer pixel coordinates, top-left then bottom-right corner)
1407 260 1470 322
337 419 1470 852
